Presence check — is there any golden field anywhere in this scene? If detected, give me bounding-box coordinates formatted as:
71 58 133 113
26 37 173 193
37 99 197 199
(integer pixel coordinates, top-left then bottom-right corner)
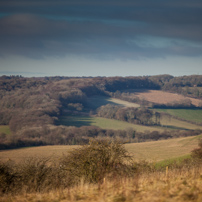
1 135 201 163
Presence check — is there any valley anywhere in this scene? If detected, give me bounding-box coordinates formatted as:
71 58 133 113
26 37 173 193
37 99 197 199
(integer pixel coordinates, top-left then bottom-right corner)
1 75 202 201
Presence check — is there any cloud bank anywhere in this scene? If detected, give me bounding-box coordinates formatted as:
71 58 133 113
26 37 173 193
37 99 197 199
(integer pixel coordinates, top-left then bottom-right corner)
0 0 202 60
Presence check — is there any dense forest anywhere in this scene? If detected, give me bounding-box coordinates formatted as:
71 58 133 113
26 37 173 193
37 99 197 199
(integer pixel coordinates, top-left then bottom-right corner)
0 74 202 149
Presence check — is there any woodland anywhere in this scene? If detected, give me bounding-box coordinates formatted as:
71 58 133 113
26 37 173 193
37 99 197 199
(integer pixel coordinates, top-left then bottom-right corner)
0 74 202 149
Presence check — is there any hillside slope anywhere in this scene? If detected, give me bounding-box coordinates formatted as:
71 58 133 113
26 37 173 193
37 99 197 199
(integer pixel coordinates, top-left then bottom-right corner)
1 135 201 163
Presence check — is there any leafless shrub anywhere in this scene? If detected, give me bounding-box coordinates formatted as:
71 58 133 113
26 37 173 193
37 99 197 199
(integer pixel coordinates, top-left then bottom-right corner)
60 139 134 184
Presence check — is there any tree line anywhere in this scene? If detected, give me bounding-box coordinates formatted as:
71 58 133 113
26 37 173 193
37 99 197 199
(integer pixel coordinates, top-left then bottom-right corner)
97 104 160 125
0 124 201 150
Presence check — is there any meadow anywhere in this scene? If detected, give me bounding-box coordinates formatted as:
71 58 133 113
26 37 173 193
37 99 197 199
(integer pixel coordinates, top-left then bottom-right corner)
126 134 202 162
86 95 140 110
1 134 201 163
58 115 163 132
58 113 202 133
159 114 202 130
156 109 202 124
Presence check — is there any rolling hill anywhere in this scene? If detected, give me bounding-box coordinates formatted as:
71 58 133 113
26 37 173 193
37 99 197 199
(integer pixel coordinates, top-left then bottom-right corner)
1 134 201 163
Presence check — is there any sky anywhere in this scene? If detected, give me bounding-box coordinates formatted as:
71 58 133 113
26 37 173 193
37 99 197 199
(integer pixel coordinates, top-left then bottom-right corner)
0 0 202 77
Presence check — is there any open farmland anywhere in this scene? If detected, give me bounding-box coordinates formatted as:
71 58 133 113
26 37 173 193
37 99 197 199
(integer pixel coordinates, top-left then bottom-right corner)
58 115 163 132
159 114 202 130
126 134 202 161
0 135 201 163
86 95 140 110
58 112 202 132
157 109 202 124
124 89 201 106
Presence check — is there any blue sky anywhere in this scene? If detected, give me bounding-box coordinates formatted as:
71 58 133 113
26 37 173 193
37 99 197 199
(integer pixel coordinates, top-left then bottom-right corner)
0 0 202 77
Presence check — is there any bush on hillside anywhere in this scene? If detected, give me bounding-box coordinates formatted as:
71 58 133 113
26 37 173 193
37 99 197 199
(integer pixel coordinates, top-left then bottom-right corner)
60 139 134 184
0 162 17 193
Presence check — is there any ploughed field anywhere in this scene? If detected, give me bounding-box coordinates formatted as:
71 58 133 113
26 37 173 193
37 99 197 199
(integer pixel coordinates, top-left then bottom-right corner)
123 89 202 107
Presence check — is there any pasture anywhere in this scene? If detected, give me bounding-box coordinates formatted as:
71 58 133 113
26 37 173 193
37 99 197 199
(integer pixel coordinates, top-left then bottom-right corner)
1 134 201 163
58 112 202 132
159 114 202 130
58 115 163 132
157 109 202 124
86 95 140 110
126 134 202 162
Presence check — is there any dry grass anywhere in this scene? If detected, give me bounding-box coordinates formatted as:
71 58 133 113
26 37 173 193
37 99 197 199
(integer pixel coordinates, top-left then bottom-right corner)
1 135 201 163
126 135 202 162
1 139 202 201
1 165 202 202
0 145 78 163
127 90 201 107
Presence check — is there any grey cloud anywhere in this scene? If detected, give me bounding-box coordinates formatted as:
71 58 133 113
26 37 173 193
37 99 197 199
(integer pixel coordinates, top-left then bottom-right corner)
0 1 202 60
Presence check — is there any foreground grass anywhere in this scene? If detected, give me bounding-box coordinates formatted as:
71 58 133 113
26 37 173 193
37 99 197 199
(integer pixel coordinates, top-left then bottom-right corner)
1 165 202 202
1 135 201 163
58 115 163 132
157 109 202 124
1 139 202 201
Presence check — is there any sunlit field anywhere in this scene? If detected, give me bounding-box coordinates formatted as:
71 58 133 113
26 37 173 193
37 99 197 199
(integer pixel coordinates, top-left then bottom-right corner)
1 135 201 163
57 115 163 132
86 95 140 110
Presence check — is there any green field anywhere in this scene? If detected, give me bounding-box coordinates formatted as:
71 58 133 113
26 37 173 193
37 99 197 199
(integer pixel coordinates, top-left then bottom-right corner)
159 115 202 130
0 125 11 135
156 109 202 123
58 113 202 132
58 115 163 132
